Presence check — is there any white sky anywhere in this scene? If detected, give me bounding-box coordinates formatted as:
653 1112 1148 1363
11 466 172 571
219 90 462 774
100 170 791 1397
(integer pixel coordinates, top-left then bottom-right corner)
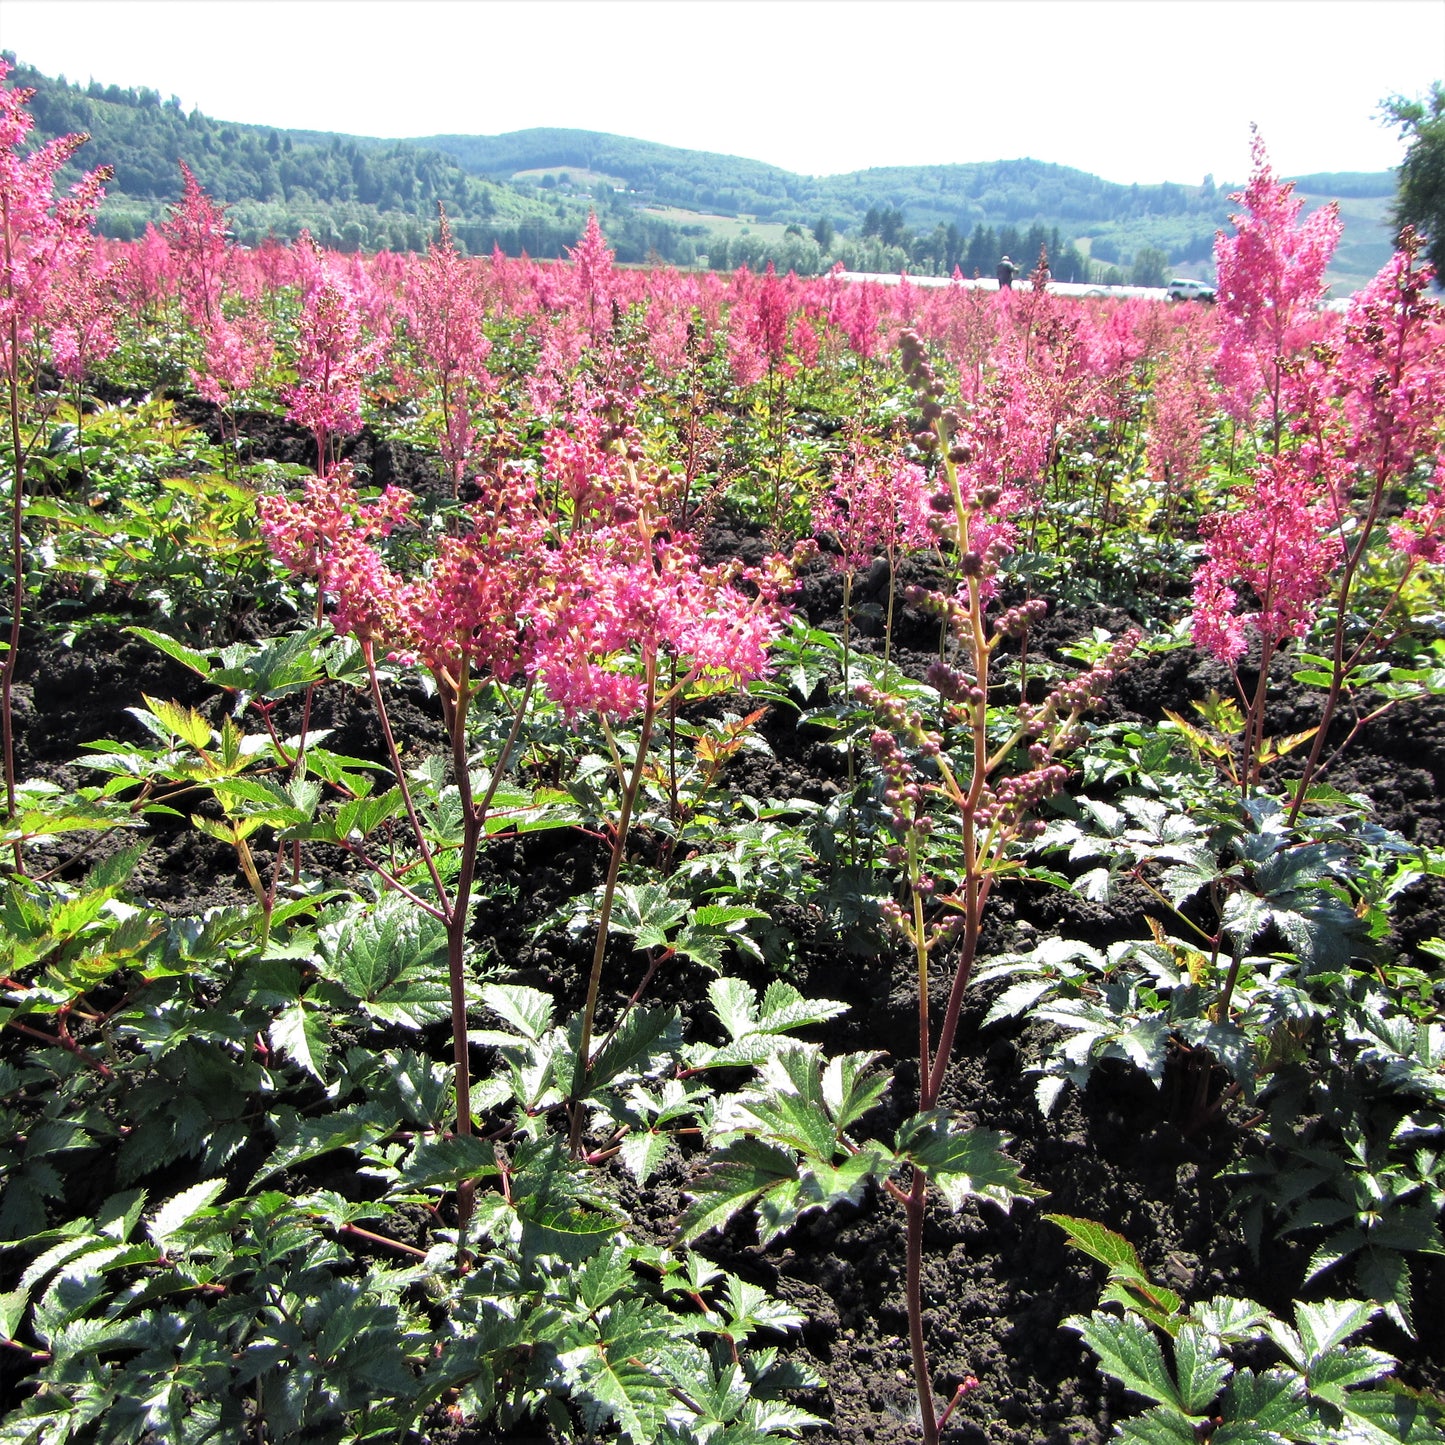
3 0 1441 186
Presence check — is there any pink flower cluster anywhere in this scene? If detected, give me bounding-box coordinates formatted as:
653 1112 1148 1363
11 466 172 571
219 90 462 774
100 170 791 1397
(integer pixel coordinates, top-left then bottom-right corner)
403 214 492 486
161 161 229 331
261 447 791 723
257 469 413 646
1190 455 1336 663
283 240 377 459
1213 129 1342 426
534 525 788 720
812 450 933 576
0 60 111 383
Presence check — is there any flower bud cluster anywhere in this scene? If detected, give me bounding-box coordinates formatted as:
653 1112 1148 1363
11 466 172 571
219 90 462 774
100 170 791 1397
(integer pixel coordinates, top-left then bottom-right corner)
1042 629 1143 720
897 328 954 454
992 598 1048 642
977 765 1069 836
904 584 967 627
858 684 942 848
923 660 981 705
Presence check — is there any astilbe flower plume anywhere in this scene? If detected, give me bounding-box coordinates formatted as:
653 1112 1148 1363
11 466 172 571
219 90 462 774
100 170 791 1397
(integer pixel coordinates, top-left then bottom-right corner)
569 212 614 338
1332 236 1445 497
112 223 171 319
49 239 118 382
540 396 632 520
193 306 273 410
1214 129 1342 433
812 451 933 575
397 477 548 686
1146 309 1216 495
257 468 413 648
0 60 112 384
1189 454 1336 663
284 239 376 466
751 262 791 365
533 523 789 721
1 59 111 831
405 212 493 492
161 161 229 331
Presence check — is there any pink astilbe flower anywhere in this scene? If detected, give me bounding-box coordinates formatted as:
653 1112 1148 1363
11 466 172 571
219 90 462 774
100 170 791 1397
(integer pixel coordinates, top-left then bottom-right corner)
405 212 493 492
527 310 587 414
1333 237 1445 488
641 268 696 377
752 262 791 365
193 305 273 409
533 524 788 721
540 399 630 521
1147 309 1217 494
726 317 768 389
791 310 820 371
397 476 548 684
283 239 377 467
258 467 413 646
1214 129 1342 434
49 240 118 382
569 212 614 337
161 161 229 331
837 277 883 360
1190 455 1336 663
0 60 111 384
812 451 932 575
934 280 997 401
113 223 171 319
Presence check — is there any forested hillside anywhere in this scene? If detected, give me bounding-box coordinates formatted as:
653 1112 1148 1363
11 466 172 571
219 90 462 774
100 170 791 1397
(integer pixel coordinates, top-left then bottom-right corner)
9 56 1397 288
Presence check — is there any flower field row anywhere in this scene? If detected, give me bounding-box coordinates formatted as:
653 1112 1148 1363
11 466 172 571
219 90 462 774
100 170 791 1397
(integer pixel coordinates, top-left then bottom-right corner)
3 61 1445 1445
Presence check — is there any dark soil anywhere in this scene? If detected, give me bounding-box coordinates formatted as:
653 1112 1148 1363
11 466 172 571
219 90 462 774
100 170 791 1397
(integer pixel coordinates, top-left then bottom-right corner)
9 496 1445 1442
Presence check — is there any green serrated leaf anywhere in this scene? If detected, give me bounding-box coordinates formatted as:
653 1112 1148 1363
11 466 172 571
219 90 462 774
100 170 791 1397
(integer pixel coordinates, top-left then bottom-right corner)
521 1204 628 1263
147 1178 225 1247
1067 1311 1185 1410
124 626 213 679
269 1000 329 1081
1217 1367 1313 1443
0 1287 28 1341
618 1129 670 1186
1173 1322 1232 1414
1336 1387 1445 1444
895 1113 1045 1211
401 1134 501 1191
481 982 555 1042
678 1138 801 1245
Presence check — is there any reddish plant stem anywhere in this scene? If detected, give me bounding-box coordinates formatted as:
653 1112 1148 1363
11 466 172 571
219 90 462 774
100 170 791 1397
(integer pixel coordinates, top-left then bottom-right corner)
2 194 26 871
569 672 659 1154
339 1221 428 1259
904 1169 937 1441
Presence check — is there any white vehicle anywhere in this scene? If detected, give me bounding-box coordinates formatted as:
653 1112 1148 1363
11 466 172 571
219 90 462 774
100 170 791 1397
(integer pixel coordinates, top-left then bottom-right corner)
1167 277 1217 302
